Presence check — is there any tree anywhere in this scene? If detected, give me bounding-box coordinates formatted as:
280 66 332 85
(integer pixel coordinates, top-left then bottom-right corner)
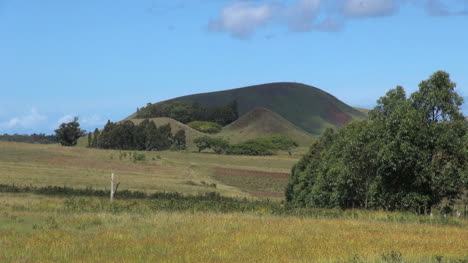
145 121 159 151
87 132 92 147
172 130 187 150
55 117 86 147
91 128 100 148
155 124 173 150
286 71 467 213
194 136 212 153
134 119 149 151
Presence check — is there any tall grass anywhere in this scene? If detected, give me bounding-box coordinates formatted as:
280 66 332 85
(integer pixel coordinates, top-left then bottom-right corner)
0 193 467 263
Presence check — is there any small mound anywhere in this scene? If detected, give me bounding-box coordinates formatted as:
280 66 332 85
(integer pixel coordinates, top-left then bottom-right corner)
219 107 313 146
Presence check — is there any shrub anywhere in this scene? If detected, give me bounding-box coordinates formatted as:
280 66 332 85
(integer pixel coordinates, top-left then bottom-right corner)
227 141 275 156
188 121 222 134
226 135 298 156
132 152 146 162
194 136 229 153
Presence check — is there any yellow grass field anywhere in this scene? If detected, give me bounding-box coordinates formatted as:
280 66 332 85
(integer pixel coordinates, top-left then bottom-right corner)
0 194 467 263
1 142 467 262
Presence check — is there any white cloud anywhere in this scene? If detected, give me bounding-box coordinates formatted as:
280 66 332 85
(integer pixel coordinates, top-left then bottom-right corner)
424 0 468 16
208 0 468 38
0 108 47 130
342 0 397 17
285 0 323 31
208 2 276 38
56 115 75 125
81 114 107 127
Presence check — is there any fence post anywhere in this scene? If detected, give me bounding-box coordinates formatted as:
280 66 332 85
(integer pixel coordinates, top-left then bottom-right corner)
111 173 114 202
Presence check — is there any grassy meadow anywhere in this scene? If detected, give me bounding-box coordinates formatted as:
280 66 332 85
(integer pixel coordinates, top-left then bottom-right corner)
1 193 467 262
1 141 467 262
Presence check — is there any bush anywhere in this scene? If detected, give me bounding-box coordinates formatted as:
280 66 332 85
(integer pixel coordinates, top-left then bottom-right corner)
132 152 146 162
194 136 229 154
226 135 298 156
227 141 275 156
188 121 222 134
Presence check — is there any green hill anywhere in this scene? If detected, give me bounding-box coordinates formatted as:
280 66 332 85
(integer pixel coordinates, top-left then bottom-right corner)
218 107 313 146
137 82 365 135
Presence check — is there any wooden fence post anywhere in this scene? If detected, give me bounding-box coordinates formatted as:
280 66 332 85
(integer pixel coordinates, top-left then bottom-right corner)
110 173 121 203
111 173 114 202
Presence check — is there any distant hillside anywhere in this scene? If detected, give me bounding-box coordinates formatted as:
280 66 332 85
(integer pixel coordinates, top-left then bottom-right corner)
219 107 313 146
353 107 371 115
136 82 366 135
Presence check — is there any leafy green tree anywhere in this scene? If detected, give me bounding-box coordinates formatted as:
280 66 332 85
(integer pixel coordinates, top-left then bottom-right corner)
54 117 86 147
91 128 100 148
172 130 187 150
155 124 173 150
194 136 211 153
134 119 150 150
145 121 159 151
211 138 230 154
87 132 92 147
194 136 229 153
286 71 467 213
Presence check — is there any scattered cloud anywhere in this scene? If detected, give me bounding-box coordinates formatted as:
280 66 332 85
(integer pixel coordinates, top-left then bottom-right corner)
81 114 107 128
208 0 468 38
207 1 276 38
342 0 397 17
147 2 185 16
424 0 468 16
0 108 47 131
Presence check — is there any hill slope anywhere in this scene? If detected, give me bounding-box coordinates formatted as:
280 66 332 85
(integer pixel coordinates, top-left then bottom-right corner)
219 107 313 146
139 82 365 135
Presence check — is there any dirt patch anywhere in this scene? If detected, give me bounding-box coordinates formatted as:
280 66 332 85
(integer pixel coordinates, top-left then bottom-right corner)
212 168 289 179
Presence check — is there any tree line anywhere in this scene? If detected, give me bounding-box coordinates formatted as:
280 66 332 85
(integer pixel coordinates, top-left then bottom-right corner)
88 119 186 151
286 71 468 213
0 133 58 144
194 135 298 156
136 100 239 126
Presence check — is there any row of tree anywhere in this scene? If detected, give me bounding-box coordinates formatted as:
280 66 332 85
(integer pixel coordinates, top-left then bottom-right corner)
286 71 468 213
88 120 186 151
136 100 239 126
194 135 298 156
0 133 58 144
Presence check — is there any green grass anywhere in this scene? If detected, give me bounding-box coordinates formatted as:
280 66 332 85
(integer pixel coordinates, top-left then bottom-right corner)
1 142 467 262
148 82 366 135
0 141 299 199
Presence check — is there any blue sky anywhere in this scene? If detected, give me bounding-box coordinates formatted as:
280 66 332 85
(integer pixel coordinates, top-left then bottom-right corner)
1 0 467 134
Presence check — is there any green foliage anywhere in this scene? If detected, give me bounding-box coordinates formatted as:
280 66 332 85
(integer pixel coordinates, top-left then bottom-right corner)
0 133 57 144
227 135 298 156
188 121 222 134
92 119 185 152
54 117 86 147
194 136 229 154
194 135 298 156
287 71 468 212
132 152 146 162
227 141 275 156
136 100 239 126
172 130 187 150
